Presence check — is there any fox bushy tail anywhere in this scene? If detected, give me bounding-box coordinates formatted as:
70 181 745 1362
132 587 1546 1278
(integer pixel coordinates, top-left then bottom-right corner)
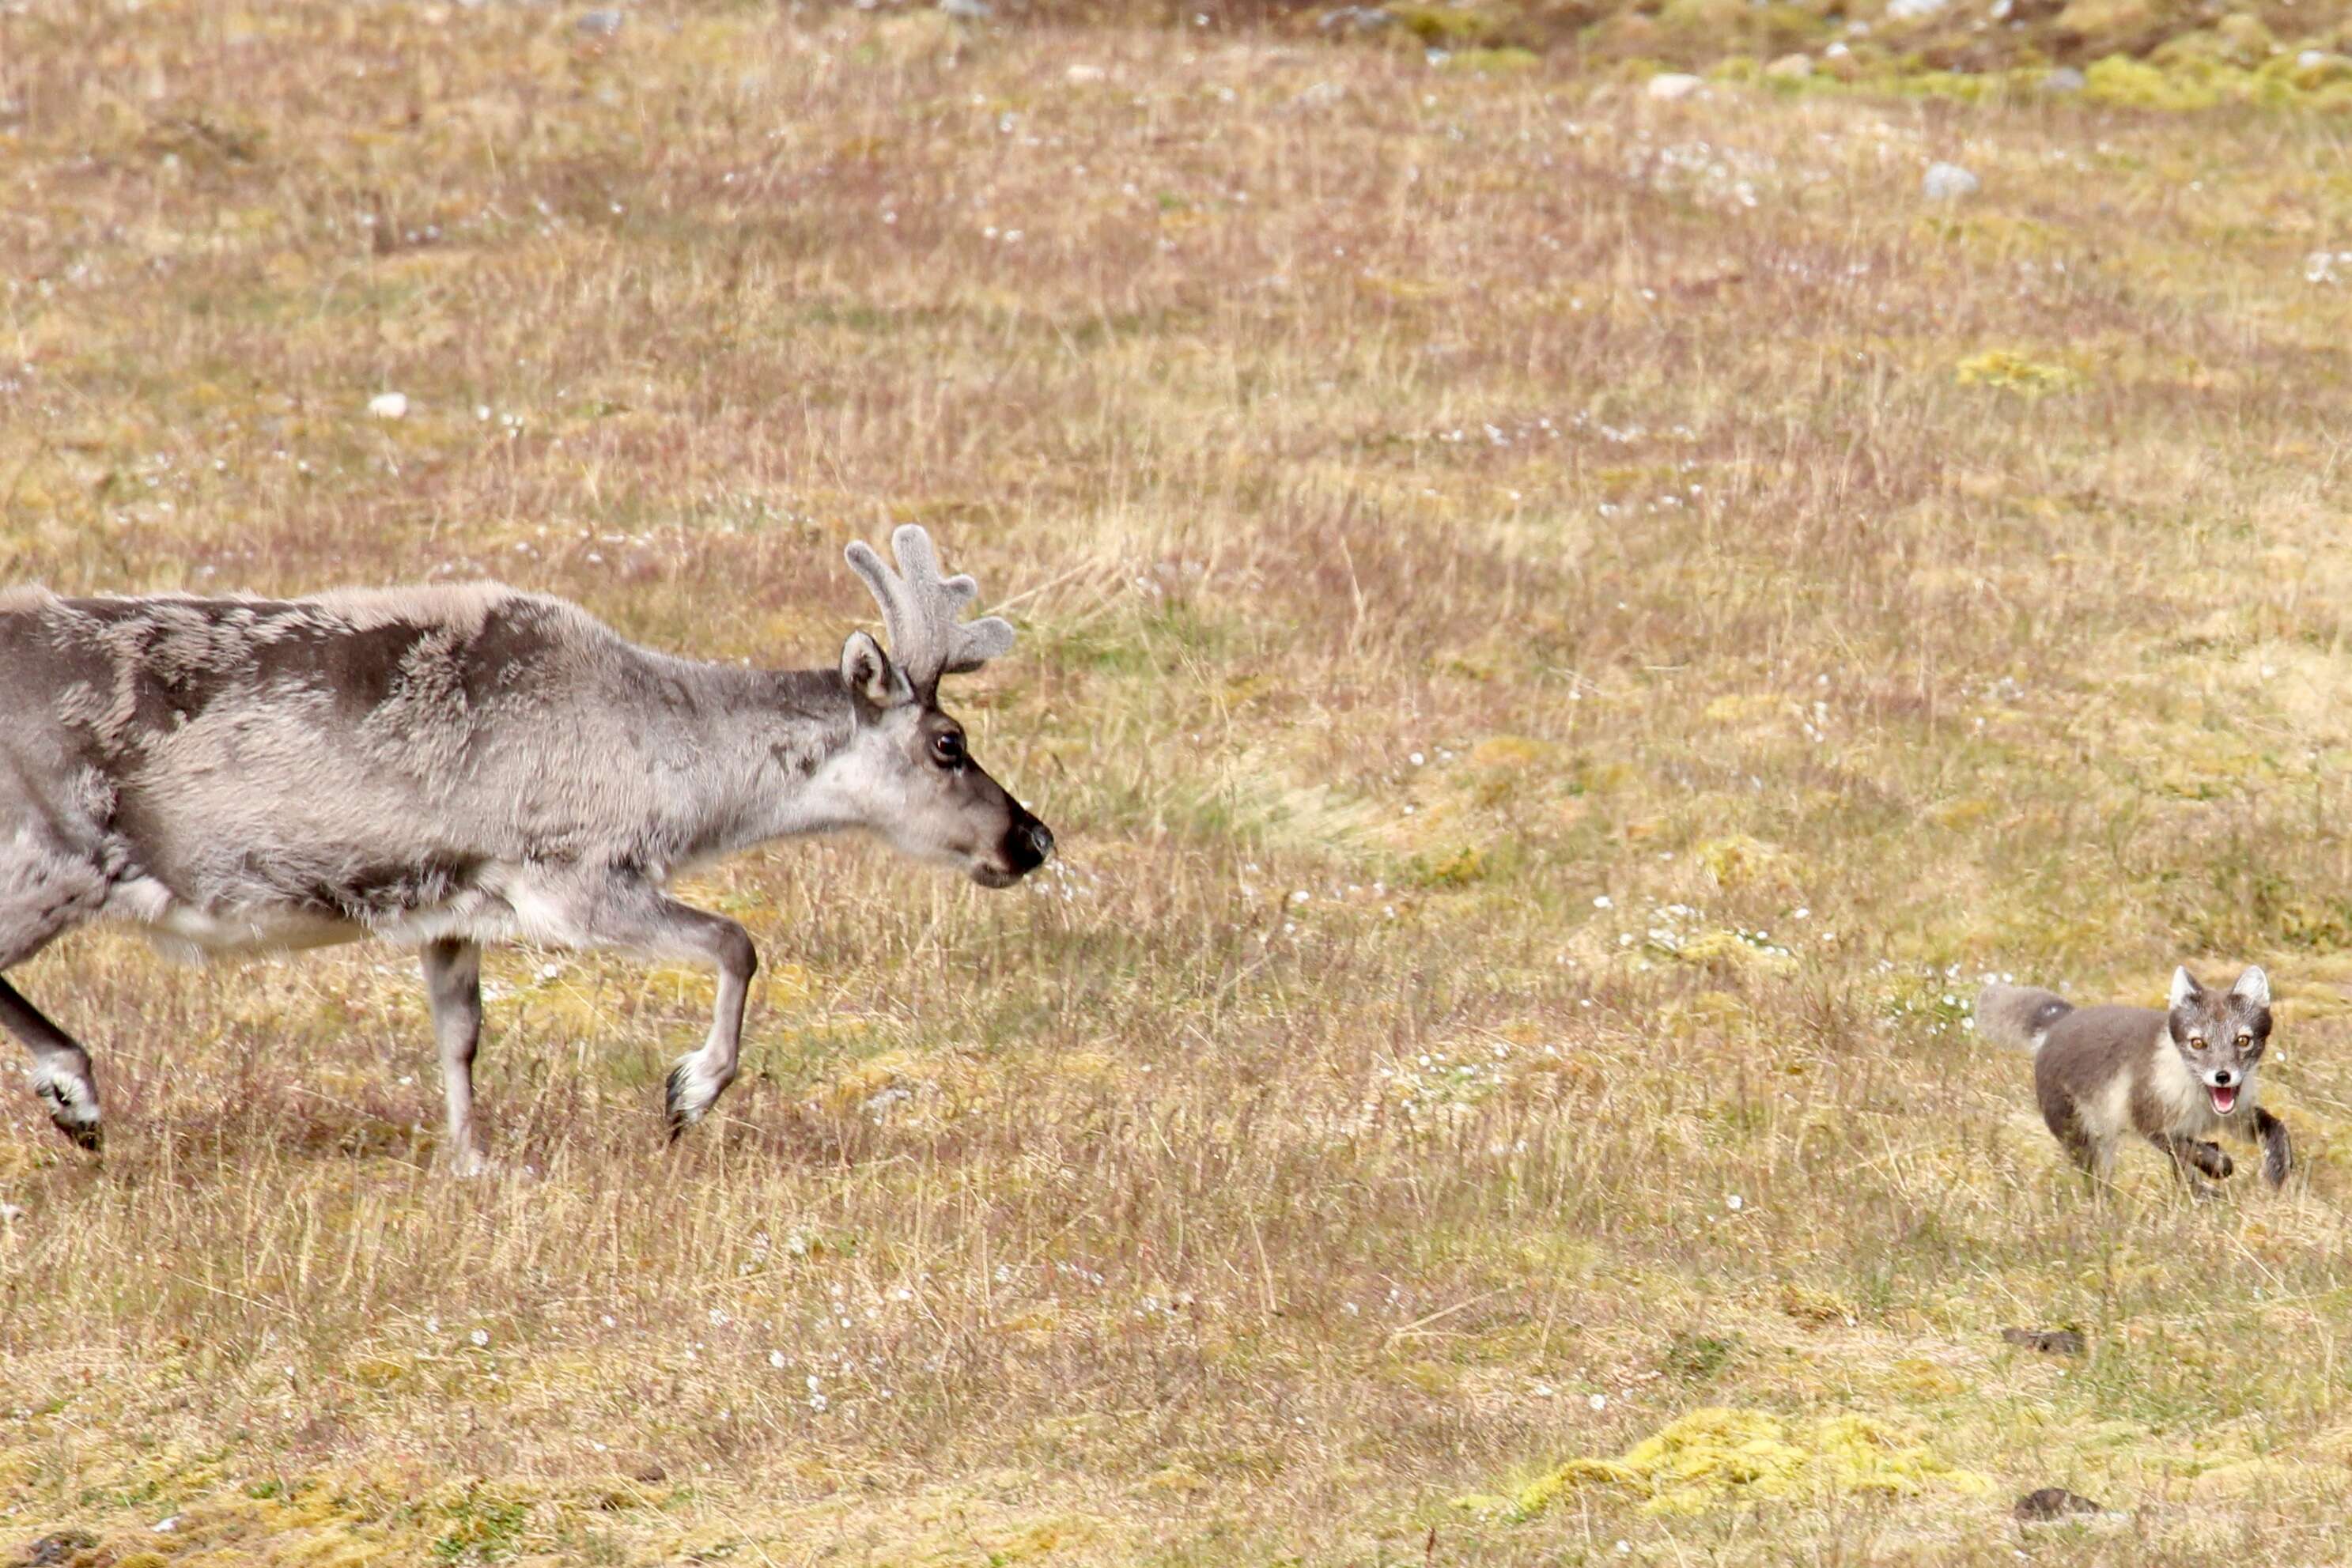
1975 984 2073 1052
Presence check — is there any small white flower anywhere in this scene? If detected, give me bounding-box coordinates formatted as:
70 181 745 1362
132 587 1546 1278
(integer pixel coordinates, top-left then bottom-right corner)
152 1517 180 1534
367 391 410 419
1593 895 1613 909
769 1351 786 1369
1409 751 1426 766
1726 1194 1743 1211
470 1328 490 1347
1590 1392 1608 1411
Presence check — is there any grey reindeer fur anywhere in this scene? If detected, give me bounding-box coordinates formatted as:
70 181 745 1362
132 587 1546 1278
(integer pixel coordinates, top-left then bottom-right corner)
1976 967 2290 1192
0 527 1052 1169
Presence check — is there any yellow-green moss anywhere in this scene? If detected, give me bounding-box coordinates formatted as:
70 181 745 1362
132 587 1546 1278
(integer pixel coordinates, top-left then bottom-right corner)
1956 349 2081 399
1477 1407 1991 1517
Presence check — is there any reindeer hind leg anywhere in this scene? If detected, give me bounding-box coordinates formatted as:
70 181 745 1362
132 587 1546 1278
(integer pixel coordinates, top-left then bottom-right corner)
0 833 110 1152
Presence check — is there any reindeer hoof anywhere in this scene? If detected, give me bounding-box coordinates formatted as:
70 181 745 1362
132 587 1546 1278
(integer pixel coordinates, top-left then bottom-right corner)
664 1064 694 1143
34 1081 101 1153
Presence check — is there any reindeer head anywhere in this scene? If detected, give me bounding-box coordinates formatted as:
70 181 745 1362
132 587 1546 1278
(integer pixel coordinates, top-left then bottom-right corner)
832 526 1053 888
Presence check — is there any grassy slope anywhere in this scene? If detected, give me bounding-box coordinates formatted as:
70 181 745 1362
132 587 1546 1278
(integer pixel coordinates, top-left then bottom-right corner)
8 2 2352 1563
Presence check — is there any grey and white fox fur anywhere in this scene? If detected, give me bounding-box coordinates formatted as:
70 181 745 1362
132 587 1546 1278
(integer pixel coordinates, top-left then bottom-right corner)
0 526 1053 1171
1976 967 2290 1190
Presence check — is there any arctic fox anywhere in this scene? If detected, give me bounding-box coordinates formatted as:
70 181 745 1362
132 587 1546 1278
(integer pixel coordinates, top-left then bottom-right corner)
1975 966 2290 1190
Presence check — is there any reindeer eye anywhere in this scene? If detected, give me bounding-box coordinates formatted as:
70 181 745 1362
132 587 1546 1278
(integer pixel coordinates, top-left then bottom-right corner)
931 731 966 767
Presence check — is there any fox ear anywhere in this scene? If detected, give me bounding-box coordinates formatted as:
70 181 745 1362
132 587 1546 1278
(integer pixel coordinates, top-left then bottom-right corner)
2169 966 2203 1010
2229 965 2271 1008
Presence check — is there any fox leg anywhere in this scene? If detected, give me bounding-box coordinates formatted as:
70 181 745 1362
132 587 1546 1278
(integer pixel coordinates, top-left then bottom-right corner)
2147 1133 2231 1198
2044 1104 2109 1184
2250 1108 2291 1188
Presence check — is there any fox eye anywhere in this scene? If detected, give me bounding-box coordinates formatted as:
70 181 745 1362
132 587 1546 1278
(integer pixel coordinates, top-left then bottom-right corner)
2236 1033 2252 1048
930 731 966 768
2188 1036 2208 1051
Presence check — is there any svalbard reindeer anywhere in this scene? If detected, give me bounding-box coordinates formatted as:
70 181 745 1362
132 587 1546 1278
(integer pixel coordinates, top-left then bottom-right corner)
0 526 1052 1170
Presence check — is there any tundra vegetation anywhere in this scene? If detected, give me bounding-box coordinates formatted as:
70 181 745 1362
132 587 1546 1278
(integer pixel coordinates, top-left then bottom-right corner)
6 2 2352 1564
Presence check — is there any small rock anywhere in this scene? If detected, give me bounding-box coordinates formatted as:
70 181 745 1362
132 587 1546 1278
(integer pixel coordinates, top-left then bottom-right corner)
1764 51 1813 78
25 1534 97 1568
1647 72 1703 101
2043 65 2087 91
1318 4 1394 28
2014 1487 2105 1524
939 0 991 18
2001 1327 2086 1356
366 391 409 420
575 7 622 35
630 1463 667 1484
1922 161 1980 201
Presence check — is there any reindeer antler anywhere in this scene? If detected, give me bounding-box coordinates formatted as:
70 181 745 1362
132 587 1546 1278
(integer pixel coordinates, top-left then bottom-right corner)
843 525 1015 696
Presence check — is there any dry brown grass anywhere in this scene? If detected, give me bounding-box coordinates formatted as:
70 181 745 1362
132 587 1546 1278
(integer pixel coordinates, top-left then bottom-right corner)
9 3 2352 1564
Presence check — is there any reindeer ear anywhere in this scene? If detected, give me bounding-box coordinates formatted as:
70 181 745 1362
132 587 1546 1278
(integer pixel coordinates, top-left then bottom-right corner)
2169 966 2203 1011
840 630 911 709
2229 965 2271 1008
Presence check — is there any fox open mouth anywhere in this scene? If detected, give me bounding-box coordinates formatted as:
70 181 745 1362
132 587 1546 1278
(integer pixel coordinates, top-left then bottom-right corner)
2209 1083 2240 1115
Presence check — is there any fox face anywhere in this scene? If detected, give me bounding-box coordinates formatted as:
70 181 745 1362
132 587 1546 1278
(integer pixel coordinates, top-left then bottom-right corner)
2167 965 2273 1117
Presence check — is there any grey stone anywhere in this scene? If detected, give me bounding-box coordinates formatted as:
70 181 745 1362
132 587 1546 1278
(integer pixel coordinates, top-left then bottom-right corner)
1923 161 1980 200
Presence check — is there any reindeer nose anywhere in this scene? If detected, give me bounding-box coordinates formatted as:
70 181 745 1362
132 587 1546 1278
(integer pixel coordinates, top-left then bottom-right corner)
1023 822 1056 864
